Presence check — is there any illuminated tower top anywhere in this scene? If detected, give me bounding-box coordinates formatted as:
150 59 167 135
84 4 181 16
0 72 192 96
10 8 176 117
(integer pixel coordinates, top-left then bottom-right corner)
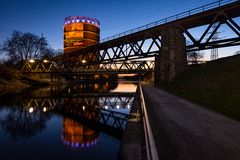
64 16 100 28
64 16 100 53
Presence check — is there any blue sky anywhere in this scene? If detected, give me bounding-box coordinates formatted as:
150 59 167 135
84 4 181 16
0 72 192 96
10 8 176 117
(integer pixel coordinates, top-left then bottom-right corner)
0 0 239 60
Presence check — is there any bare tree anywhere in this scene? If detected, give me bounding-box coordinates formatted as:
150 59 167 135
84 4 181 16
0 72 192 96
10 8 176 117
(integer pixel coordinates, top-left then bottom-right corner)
186 40 205 64
1 31 53 64
54 49 64 56
187 51 204 64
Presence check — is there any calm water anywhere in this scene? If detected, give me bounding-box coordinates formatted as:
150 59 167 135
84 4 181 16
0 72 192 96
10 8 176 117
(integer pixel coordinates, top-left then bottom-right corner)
0 81 137 160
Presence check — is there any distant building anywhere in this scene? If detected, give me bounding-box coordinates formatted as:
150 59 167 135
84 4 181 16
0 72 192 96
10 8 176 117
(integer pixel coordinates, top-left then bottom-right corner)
64 16 100 53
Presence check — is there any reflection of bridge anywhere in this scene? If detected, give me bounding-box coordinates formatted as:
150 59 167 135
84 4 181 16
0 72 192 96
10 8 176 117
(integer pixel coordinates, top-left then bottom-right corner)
0 90 134 141
21 93 134 110
20 91 135 139
55 104 129 139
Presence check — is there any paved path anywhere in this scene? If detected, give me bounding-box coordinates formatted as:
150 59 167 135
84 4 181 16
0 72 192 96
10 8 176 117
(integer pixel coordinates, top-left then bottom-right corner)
142 83 240 160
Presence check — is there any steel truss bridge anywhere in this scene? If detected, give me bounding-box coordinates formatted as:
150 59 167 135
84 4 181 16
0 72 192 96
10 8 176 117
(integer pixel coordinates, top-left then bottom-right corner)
21 0 240 83
21 60 154 74
53 0 240 63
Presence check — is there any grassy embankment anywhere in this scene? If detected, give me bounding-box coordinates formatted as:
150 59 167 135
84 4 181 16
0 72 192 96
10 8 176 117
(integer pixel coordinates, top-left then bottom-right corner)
164 54 240 121
0 65 48 95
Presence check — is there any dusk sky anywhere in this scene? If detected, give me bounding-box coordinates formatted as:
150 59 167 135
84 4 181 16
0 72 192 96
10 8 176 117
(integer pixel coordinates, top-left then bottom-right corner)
0 0 239 59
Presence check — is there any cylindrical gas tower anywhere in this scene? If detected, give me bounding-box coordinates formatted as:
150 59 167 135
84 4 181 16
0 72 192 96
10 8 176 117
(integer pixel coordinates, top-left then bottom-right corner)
64 16 100 53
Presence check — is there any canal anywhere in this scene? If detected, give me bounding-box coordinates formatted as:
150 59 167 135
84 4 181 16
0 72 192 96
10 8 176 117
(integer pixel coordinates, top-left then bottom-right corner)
0 81 137 160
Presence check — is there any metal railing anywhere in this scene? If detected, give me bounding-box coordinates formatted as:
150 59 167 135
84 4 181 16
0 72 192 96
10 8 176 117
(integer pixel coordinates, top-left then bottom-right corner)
139 82 159 160
101 0 238 43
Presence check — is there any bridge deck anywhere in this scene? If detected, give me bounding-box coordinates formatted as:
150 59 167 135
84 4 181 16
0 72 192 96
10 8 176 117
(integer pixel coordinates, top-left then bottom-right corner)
142 83 240 160
70 0 240 51
51 0 240 67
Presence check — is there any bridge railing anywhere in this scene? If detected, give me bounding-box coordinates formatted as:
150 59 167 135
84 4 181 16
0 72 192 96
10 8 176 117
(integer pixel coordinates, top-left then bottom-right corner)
101 0 237 43
139 83 159 160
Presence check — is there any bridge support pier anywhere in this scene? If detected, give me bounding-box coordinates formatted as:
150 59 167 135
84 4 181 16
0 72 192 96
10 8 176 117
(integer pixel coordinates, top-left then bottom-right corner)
154 27 187 86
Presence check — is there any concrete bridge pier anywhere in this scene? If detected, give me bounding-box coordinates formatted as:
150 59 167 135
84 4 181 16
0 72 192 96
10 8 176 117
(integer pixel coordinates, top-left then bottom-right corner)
154 26 187 86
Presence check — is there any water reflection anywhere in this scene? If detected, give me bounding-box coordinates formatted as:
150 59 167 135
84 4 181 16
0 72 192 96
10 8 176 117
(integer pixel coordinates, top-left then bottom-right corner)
0 81 137 159
0 106 51 140
62 118 99 149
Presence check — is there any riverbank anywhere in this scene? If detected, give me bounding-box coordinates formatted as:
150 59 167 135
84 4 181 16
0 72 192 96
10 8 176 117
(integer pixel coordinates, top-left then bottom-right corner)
163 54 240 121
118 86 146 160
0 65 48 96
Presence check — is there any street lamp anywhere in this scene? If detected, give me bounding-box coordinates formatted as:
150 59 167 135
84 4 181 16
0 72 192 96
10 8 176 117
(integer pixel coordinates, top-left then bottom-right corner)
43 107 47 112
29 59 35 63
29 107 34 113
82 59 87 64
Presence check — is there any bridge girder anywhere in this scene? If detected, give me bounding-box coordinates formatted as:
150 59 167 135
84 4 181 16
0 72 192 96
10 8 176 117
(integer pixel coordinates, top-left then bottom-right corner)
21 60 155 74
56 0 240 64
20 0 240 83
184 12 240 51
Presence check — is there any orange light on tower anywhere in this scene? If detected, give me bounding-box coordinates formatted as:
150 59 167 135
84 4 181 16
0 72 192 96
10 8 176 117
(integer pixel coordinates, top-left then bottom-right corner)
64 16 100 53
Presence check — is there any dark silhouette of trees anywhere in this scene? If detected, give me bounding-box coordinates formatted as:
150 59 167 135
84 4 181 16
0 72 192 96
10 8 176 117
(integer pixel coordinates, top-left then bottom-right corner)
1 31 55 64
186 40 204 64
54 49 64 56
0 106 51 141
187 51 204 64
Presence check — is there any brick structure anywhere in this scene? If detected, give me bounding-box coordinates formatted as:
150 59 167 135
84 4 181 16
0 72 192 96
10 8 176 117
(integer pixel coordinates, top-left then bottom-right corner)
154 26 187 86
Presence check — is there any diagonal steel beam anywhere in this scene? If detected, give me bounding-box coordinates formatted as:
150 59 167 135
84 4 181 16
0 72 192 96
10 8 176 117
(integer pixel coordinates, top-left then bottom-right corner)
205 21 222 43
225 20 240 36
